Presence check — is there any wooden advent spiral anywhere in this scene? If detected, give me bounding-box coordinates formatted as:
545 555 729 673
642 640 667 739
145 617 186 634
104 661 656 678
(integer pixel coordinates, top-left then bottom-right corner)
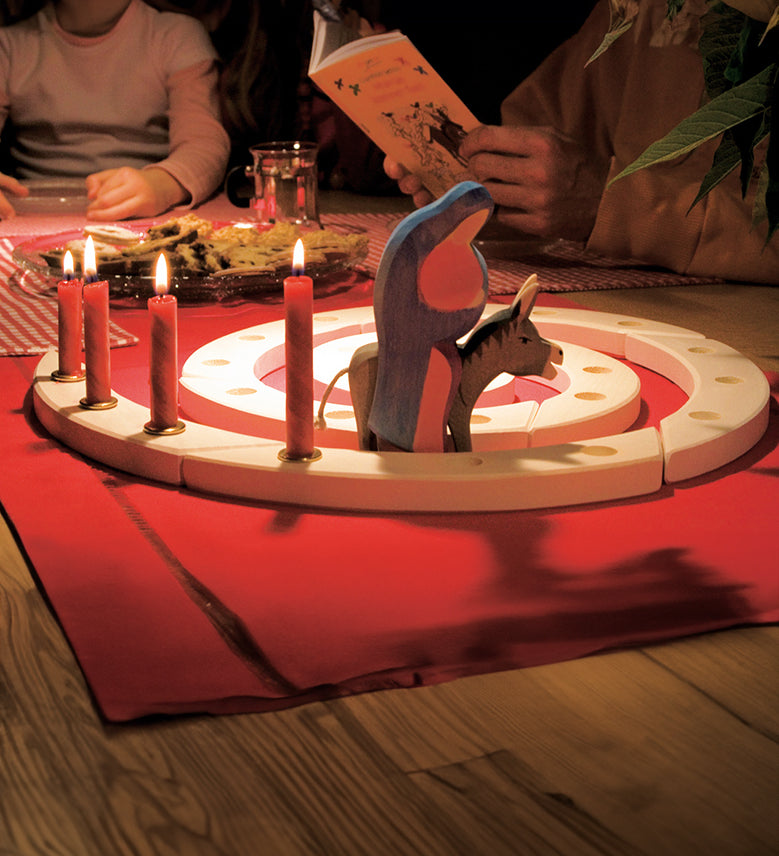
32 306 769 513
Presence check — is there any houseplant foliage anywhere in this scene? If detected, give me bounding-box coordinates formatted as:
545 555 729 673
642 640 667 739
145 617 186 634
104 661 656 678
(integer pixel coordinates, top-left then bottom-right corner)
592 0 778 241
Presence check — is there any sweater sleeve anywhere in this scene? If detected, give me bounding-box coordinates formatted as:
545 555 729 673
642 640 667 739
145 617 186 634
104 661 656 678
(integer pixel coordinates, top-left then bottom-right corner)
584 4 779 283
589 141 779 284
501 0 779 284
500 2 617 176
145 58 230 208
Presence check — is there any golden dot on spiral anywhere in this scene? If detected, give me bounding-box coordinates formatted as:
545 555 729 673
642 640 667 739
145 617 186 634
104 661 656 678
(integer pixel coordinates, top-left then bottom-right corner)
575 392 606 401
581 445 618 457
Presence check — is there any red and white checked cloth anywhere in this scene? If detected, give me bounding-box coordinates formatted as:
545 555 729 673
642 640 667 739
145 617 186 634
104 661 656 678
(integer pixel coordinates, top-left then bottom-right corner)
324 212 724 295
0 212 723 356
0 238 138 357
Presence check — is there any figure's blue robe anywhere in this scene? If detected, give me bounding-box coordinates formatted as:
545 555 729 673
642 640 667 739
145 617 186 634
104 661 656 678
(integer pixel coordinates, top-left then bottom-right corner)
368 181 493 450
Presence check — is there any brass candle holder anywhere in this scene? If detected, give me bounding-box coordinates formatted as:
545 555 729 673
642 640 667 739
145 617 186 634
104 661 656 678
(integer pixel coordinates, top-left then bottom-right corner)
79 395 118 410
51 369 85 383
143 420 186 436
278 447 322 463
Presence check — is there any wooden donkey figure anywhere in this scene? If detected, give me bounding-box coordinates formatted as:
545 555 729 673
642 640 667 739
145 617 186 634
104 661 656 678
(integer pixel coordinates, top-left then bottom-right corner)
447 274 564 452
327 274 563 452
368 181 493 452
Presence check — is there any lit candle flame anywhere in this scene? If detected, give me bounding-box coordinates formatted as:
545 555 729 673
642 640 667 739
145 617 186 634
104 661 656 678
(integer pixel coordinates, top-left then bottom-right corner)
83 235 96 280
292 238 305 276
63 250 74 280
154 253 168 296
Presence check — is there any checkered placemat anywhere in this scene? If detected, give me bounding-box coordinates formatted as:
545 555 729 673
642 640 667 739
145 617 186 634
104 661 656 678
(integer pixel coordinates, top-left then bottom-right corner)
0 238 138 356
323 212 724 294
1 213 723 356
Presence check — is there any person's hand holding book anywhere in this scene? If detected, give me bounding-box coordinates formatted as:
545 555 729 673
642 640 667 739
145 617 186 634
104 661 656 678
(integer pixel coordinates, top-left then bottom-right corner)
460 125 607 241
386 124 609 242
382 157 437 210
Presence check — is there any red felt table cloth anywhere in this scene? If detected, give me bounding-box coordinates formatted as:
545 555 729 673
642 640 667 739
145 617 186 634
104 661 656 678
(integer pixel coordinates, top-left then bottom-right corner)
1 279 777 721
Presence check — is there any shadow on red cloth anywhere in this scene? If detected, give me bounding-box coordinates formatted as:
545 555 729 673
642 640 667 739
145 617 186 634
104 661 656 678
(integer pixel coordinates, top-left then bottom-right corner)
2 318 776 720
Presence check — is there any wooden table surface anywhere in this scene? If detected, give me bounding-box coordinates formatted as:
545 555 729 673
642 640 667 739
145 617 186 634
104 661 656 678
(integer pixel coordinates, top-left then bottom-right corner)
1 191 777 856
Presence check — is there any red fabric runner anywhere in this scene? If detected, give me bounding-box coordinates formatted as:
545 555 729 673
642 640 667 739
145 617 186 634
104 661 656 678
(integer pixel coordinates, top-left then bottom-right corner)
1 284 777 721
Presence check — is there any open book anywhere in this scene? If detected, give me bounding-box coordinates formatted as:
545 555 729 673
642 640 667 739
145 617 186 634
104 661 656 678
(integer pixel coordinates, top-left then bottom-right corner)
308 11 479 198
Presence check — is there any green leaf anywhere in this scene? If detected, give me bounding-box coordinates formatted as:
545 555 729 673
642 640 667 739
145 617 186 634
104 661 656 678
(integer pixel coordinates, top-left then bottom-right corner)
689 133 742 209
724 17 763 85
732 110 769 196
609 64 776 184
666 0 687 19
760 8 779 44
699 5 748 99
689 117 770 210
586 1 639 65
586 18 634 65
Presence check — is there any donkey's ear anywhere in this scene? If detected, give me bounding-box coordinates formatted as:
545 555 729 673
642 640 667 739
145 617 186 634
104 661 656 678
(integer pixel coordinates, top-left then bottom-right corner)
511 274 540 321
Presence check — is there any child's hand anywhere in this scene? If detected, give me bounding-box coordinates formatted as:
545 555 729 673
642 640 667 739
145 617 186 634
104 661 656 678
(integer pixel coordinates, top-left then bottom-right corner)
0 173 29 218
85 167 187 221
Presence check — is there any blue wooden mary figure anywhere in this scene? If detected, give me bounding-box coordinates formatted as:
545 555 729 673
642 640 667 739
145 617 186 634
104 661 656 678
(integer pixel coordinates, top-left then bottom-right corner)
368 181 493 452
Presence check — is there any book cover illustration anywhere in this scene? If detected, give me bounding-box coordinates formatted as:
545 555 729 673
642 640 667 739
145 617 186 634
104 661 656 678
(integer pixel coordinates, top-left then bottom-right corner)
309 24 480 198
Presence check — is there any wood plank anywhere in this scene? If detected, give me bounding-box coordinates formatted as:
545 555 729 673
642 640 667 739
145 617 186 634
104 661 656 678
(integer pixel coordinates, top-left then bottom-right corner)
409 750 644 856
344 644 779 855
3 500 777 856
643 625 779 737
567 285 779 374
0 526 487 855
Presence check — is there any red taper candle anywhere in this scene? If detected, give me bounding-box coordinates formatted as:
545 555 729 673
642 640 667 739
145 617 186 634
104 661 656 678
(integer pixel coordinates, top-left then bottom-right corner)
81 236 113 406
281 239 318 460
146 254 181 432
55 250 84 380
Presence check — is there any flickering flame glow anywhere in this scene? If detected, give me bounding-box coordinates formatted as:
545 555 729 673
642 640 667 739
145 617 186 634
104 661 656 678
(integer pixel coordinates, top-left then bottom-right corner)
62 250 74 279
154 253 169 296
83 235 96 279
292 238 305 276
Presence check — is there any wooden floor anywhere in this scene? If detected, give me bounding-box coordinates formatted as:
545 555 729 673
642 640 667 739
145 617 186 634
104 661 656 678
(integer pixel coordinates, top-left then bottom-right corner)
2 520 777 855
2 191 778 855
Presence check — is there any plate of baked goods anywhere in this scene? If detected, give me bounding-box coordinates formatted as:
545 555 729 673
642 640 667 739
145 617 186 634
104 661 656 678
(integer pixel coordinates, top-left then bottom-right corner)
12 214 371 302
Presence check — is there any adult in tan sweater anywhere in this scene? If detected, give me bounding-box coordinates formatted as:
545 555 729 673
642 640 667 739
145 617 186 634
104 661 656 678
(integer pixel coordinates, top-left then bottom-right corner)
385 0 778 284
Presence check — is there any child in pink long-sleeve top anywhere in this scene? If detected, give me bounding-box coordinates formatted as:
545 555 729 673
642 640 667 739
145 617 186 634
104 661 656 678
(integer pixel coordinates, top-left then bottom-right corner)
0 0 230 220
